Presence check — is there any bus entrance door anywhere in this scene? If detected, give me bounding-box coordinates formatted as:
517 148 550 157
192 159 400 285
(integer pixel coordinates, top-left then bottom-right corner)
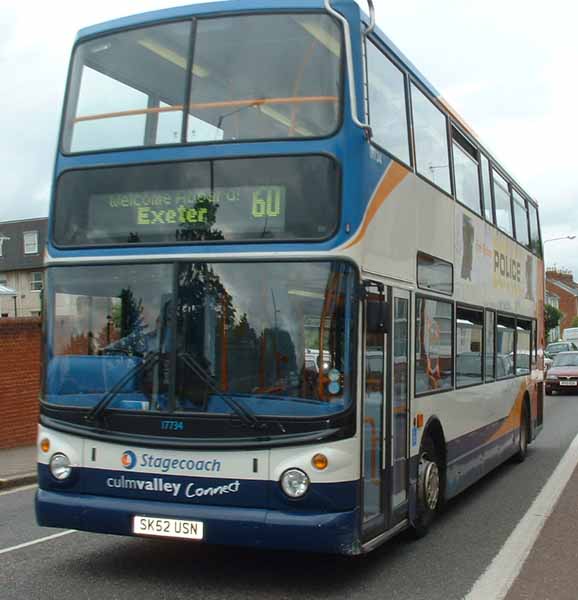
361 286 411 543
361 283 387 539
389 289 410 525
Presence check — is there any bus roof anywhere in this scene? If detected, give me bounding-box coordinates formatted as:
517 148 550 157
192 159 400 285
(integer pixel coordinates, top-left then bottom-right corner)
77 0 329 40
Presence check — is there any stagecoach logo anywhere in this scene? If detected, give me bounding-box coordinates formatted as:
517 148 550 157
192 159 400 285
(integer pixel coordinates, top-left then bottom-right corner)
119 450 222 473
121 450 137 470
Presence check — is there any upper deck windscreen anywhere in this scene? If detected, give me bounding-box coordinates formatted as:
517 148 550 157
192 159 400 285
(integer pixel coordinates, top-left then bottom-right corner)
62 14 342 152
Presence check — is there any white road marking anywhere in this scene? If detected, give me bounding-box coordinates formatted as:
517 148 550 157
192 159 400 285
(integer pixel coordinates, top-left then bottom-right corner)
465 432 578 600
0 484 37 497
0 530 76 556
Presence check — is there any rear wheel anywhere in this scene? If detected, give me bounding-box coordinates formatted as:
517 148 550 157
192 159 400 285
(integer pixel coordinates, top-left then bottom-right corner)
412 434 444 538
513 403 529 463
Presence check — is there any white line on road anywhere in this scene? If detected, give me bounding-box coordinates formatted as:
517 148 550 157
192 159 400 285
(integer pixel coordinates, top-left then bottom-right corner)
0 530 75 556
465 431 578 600
0 484 37 497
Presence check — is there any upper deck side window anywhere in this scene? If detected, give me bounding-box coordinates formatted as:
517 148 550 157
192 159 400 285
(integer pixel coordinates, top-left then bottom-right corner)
366 41 410 165
528 202 542 257
452 127 481 216
492 170 513 237
480 154 494 223
512 189 530 247
62 14 343 153
410 84 451 195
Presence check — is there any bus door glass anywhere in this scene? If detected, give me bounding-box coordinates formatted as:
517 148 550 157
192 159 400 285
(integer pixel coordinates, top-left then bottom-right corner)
362 285 386 535
390 289 410 520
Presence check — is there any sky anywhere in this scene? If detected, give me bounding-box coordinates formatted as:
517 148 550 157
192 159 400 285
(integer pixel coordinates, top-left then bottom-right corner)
1 0 577 272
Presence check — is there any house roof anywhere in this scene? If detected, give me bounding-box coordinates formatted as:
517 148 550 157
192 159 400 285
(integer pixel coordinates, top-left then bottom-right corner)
549 279 578 297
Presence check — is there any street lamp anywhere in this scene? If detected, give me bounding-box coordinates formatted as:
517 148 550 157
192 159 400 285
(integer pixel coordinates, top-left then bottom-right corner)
544 235 576 244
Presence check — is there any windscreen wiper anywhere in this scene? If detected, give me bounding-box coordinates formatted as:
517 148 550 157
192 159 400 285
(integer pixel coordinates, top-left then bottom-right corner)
85 352 161 426
179 352 268 432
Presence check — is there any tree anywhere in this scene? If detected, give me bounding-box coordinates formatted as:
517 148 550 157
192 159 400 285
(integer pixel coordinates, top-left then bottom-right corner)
571 315 578 328
544 304 563 340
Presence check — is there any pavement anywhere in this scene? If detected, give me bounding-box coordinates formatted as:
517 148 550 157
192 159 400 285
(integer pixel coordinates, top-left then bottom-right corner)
506 463 578 600
0 444 37 490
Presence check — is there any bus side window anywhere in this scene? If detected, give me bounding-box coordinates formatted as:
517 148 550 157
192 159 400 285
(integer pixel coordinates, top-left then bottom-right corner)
528 203 542 257
492 170 513 237
452 128 481 216
415 297 453 394
411 83 451 195
366 41 410 166
512 190 530 247
481 155 494 223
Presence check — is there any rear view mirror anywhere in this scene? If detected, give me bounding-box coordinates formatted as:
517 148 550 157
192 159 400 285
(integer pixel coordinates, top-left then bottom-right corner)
367 299 388 334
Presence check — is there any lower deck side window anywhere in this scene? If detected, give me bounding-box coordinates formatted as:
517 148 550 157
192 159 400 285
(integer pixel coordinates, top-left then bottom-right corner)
485 310 495 381
456 306 483 387
516 319 532 375
415 297 453 394
496 315 515 378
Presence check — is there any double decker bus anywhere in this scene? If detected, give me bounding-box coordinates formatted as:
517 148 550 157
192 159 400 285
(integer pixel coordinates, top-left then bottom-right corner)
37 0 544 555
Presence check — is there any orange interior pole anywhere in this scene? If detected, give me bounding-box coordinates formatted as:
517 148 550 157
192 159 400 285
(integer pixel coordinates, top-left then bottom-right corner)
74 96 338 124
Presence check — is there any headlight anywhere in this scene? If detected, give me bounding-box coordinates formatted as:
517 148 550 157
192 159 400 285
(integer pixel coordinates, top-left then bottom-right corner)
280 468 310 498
49 453 72 480
546 374 558 381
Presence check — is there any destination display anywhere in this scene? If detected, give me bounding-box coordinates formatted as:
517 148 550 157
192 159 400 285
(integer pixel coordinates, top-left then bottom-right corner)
54 156 339 246
88 185 287 239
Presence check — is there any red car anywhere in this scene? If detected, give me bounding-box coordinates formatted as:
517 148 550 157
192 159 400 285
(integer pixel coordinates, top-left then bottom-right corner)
545 351 578 395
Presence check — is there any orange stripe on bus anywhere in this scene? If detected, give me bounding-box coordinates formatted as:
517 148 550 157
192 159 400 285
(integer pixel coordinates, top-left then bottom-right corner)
344 162 409 249
486 379 529 443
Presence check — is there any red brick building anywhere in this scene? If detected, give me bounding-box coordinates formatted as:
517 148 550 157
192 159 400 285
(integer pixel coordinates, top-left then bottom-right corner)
0 317 41 448
546 268 578 335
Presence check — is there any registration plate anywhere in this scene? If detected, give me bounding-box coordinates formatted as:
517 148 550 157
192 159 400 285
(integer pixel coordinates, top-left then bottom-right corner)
132 516 204 540
560 381 578 386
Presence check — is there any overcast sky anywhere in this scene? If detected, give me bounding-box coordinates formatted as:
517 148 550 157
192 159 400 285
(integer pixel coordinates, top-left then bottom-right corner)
1 0 577 272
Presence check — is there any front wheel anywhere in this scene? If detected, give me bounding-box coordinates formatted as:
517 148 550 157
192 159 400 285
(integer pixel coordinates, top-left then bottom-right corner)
412 435 444 538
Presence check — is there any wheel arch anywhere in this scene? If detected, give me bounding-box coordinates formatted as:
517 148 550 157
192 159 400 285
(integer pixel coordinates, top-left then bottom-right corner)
421 416 447 467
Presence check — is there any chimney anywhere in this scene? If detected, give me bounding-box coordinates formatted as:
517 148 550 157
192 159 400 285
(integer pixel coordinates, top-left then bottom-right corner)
547 268 575 286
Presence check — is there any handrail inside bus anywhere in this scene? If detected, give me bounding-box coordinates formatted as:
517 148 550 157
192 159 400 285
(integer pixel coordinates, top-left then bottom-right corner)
324 0 374 137
73 96 338 124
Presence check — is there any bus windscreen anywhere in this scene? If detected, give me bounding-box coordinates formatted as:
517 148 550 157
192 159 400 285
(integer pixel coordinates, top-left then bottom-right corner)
61 14 342 153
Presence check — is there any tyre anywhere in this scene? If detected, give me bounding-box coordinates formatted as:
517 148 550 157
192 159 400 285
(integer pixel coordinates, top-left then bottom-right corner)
412 434 444 538
513 403 529 463
545 388 552 396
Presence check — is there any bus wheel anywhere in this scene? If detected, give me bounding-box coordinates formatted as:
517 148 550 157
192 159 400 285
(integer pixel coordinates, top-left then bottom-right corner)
513 403 529 463
412 434 443 538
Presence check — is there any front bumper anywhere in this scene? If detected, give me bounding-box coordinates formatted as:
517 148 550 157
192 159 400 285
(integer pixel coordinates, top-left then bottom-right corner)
36 489 360 555
545 381 578 393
